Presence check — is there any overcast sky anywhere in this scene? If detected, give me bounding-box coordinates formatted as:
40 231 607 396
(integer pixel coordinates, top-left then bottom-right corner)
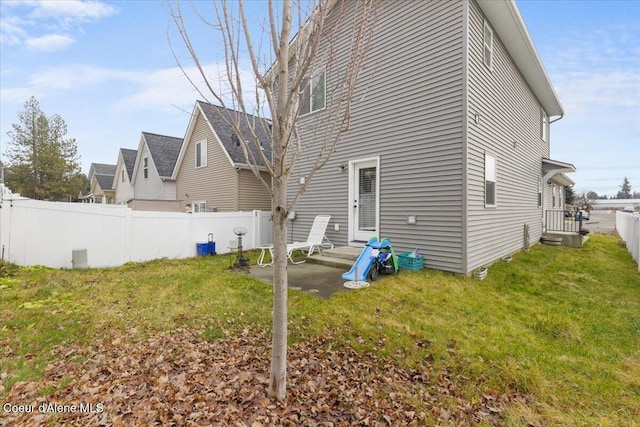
1 0 638 197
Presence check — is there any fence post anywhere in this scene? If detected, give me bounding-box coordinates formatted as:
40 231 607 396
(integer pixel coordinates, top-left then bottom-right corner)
252 210 259 249
123 207 133 264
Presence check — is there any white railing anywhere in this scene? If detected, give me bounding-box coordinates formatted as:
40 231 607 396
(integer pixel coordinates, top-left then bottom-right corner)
616 211 640 272
0 197 272 269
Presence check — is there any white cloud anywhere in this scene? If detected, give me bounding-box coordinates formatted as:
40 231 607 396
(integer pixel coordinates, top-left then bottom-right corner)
116 63 261 114
25 33 75 51
29 0 116 25
6 62 260 114
0 16 28 46
0 0 116 48
555 70 640 120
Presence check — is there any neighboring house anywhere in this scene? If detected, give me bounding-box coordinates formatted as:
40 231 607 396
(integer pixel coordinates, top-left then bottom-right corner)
131 132 183 203
173 101 272 212
287 0 575 274
87 163 116 204
112 148 137 205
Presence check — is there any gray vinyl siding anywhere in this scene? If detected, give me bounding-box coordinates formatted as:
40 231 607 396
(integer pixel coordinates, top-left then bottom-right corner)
176 112 237 212
289 1 465 272
465 0 550 272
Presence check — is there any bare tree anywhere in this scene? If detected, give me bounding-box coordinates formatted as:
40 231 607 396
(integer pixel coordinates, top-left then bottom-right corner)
169 0 376 400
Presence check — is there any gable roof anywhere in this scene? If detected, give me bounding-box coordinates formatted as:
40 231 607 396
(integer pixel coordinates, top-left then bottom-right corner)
88 163 116 182
197 101 272 167
141 132 183 178
173 101 272 179
120 148 138 180
96 174 116 191
477 0 563 118
91 163 117 175
89 163 116 190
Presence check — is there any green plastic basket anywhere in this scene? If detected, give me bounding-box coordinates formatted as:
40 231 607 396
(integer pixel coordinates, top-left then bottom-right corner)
398 252 424 271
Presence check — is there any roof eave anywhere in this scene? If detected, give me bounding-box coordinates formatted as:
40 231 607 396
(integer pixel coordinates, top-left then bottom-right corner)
477 0 564 118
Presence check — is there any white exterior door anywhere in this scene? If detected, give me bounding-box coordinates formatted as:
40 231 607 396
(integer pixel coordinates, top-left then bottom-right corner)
349 158 379 243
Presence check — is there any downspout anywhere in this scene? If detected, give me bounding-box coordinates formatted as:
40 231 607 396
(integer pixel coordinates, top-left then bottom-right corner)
550 112 564 124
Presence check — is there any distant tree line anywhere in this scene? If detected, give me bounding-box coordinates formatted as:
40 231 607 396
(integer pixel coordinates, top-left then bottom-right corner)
577 177 640 202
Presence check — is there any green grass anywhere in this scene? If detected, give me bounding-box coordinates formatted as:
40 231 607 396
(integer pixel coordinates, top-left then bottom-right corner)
1 234 639 425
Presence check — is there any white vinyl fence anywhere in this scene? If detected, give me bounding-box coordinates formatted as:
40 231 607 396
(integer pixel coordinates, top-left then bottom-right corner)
0 196 272 269
616 211 640 272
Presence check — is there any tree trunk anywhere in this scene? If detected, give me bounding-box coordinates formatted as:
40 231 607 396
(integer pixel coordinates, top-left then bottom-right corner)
269 178 288 400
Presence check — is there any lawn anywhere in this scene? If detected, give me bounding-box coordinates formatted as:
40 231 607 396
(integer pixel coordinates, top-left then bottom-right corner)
1 233 639 425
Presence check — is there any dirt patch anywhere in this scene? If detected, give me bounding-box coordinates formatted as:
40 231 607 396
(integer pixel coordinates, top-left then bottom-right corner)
3 328 528 426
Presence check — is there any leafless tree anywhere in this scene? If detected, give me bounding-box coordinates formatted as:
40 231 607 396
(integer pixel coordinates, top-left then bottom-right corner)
169 0 377 400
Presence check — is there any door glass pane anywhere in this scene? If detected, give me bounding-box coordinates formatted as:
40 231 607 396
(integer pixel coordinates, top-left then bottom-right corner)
358 167 376 231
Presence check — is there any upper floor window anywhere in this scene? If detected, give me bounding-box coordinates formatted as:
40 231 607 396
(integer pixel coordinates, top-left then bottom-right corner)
541 108 548 142
121 169 125 182
485 153 497 207
143 157 149 179
195 140 207 168
301 70 326 115
483 21 493 70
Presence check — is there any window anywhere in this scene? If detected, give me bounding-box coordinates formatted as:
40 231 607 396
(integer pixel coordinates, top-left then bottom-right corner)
483 21 493 70
484 153 497 207
301 70 326 115
143 157 149 179
541 108 548 142
192 201 207 213
552 184 557 208
538 176 543 208
195 140 207 168
121 169 125 183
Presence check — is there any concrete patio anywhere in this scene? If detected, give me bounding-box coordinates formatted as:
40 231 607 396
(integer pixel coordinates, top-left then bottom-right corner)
248 246 363 299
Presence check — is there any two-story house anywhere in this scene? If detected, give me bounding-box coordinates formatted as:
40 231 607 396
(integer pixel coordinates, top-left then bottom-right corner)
287 0 575 273
87 163 116 204
129 132 183 211
172 101 272 212
112 148 137 205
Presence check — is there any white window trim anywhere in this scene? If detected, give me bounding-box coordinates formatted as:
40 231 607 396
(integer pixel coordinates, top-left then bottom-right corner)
143 157 149 179
538 176 543 208
192 200 207 213
301 69 326 116
541 108 548 142
195 140 208 168
484 152 497 208
483 21 494 70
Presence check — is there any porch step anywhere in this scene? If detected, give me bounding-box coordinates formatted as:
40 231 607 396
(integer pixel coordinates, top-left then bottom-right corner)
542 232 588 248
306 254 354 270
320 246 361 261
307 246 361 269
541 234 563 246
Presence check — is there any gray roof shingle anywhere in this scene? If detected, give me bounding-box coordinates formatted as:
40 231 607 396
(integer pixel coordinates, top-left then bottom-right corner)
91 163 116 175
96 174 115 190
142 132 183 178
197 101 272 167
120 148 137 180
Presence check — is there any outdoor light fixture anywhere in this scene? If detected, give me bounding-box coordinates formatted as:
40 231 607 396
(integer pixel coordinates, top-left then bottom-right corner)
338 163 347 172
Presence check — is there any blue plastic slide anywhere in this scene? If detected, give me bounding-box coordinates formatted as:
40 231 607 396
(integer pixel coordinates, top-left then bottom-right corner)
341 237 378 281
